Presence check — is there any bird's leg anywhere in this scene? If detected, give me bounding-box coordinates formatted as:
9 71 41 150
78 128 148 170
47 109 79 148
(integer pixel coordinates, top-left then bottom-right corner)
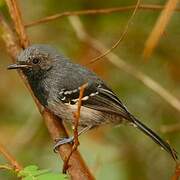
53 126 91 152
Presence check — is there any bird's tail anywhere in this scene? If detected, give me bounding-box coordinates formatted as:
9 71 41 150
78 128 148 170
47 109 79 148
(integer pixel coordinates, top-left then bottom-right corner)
129 115 178 160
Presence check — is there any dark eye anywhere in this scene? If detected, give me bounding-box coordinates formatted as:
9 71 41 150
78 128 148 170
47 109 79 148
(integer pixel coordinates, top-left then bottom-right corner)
32 58 40 64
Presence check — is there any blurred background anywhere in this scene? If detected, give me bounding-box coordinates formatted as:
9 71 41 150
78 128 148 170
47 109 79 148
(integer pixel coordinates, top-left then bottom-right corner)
0 0 180 179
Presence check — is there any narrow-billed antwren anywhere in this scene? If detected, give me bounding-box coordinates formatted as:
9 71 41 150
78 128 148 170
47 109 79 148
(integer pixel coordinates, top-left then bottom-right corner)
8 44 177 160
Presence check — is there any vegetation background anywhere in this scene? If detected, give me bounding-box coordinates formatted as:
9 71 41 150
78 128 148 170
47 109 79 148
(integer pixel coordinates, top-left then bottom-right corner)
0 0 179 179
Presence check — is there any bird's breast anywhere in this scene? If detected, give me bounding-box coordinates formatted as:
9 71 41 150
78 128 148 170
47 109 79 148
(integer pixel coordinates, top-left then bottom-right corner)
27 77 49 106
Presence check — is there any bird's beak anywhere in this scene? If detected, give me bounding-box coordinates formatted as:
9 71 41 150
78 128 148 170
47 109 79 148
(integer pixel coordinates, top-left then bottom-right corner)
7 63 30 70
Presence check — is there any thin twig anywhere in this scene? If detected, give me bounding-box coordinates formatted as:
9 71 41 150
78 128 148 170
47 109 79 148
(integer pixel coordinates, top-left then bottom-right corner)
63 83 88 173
68 16 180 113
25 4 180 28
143 0 179 59
0 143 22 172
73 83 88 148
87 0 141 65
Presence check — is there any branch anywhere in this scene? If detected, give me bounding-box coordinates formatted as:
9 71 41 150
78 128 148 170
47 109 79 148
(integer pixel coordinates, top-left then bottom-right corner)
172 163 180 180
63 83 88 173
68 16 180 113
5 0 30 48
161 123 180 133
87 0 141 65
1 1 94 179
143 0 179 59
43 110 94 180
73 83 88 146
0 164 13 171
25 4 180 28
0 143 22 172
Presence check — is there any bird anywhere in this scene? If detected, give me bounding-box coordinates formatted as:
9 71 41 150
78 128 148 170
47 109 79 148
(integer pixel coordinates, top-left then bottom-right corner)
7 44 177 160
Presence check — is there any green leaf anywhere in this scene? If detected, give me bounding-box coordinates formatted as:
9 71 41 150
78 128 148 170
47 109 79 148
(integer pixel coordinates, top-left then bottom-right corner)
18 165 67 180
32 173 67 180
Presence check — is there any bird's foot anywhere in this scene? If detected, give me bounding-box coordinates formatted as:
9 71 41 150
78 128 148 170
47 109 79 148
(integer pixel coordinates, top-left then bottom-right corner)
53 137 74 153
53 126 92 153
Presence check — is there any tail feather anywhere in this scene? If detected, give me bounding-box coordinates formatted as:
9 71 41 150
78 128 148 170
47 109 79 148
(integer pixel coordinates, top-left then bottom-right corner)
130 115 178 160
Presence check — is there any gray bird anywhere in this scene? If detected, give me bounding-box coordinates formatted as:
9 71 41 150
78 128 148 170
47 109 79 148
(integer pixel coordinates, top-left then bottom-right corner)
8 44 177 159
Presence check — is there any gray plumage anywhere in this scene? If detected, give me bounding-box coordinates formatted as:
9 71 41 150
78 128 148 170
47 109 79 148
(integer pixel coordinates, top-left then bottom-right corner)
8 44 177 160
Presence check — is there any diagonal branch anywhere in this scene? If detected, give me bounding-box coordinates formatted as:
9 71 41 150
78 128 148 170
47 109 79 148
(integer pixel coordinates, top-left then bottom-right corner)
0 143 22 172
5 0 30 48
1 1 94 179
25 4 180 28
143 0 179 59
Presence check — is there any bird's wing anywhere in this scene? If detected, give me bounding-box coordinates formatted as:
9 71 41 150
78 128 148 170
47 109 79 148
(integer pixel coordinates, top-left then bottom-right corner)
58 81 130 119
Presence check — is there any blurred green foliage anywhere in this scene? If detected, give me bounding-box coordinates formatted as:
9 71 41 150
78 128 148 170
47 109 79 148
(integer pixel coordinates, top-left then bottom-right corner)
18 165 67 180
0 0 180 179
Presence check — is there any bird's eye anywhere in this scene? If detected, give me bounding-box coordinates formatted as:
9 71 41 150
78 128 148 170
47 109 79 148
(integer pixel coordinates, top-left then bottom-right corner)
32 58 40 64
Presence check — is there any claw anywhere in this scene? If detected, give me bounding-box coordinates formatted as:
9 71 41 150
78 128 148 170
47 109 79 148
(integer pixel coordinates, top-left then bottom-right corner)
54 137 64 143
53 137 74 153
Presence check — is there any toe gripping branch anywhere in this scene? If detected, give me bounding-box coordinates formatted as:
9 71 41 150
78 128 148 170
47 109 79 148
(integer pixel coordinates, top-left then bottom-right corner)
54 137 74 152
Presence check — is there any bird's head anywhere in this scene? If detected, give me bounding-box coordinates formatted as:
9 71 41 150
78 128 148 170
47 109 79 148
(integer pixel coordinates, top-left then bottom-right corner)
7 44 62 78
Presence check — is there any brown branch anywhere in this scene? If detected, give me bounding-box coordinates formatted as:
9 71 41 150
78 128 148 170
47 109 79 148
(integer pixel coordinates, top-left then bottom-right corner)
87 0 141 65
143 0 179 59
68 16 180 113
0 164 13 171
63 83 88 173
43 110 94 179
24 4 180 28
0 143 22 172
161 123 180 133
5 0 30 48
172 163 180 180
73 83 88 146
1 1 94 179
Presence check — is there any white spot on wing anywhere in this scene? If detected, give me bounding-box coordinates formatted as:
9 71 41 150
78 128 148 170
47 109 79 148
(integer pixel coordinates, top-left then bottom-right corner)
72 99 78 102
59 89 65 95
70 91 99 103
82 96 89 100
90 92 99 96
73 89 78 93
61 97 66 101
64 90 73 95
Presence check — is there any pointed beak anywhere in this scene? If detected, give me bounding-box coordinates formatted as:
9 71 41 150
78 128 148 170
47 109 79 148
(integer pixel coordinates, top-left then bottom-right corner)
7 63 30 70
